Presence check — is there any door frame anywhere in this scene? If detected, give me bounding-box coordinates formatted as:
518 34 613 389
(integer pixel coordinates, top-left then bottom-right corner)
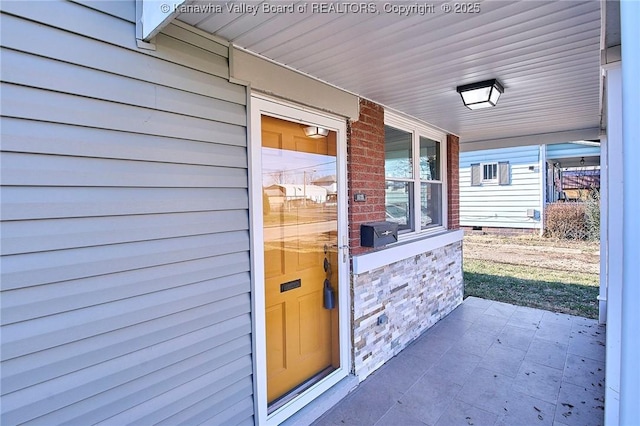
249 93 351 425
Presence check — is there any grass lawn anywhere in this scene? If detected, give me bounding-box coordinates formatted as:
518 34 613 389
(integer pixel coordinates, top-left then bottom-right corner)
464 258 600 319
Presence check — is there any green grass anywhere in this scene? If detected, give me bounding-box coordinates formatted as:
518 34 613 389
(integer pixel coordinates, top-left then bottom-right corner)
464 259 599 319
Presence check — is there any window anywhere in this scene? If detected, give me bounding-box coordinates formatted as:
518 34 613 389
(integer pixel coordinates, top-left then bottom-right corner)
471 162 510 186
483 163 498 182
384 114 446 235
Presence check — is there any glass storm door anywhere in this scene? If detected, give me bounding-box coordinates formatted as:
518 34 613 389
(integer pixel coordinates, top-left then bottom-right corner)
261 115 340 406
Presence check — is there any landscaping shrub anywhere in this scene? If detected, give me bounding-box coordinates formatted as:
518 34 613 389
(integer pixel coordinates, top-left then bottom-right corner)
584 189 601 240
545 202 588 240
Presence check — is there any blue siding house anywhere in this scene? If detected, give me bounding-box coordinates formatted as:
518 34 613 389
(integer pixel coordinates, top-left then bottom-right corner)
459 142 600 233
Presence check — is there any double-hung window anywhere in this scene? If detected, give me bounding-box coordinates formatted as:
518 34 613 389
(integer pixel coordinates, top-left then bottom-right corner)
384 113 446 235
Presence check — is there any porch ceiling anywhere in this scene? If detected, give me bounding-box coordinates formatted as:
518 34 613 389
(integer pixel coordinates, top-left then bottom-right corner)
176 0 602 147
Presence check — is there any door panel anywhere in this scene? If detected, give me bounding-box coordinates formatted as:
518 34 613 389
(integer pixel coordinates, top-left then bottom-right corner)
298 291 324 356
262 115 339 403
266 304 286 374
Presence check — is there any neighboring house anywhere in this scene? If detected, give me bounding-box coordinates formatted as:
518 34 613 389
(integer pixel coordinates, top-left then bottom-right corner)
459 142 600 234
546 142 601 202
264 184 329 207
559 169 600 201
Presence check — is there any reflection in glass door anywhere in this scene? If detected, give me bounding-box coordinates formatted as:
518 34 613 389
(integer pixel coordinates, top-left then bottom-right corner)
261 116 340 409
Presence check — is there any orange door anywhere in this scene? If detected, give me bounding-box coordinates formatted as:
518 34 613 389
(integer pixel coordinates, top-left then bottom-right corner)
261 116 340 404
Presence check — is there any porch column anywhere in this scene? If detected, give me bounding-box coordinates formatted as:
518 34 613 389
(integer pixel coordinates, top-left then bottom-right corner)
603 63 622 426
598 135 608 326
539 145 546 237
620 0 640 423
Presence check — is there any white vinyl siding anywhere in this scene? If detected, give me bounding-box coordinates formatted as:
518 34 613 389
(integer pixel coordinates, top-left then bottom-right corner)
461 146 541 229
1 1 252 425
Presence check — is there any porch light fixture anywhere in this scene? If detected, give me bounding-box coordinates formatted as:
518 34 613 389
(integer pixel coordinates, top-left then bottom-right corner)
456 79 504 110
303 125 329 138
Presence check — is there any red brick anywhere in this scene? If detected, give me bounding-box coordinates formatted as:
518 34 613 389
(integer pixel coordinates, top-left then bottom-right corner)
447 134 460 230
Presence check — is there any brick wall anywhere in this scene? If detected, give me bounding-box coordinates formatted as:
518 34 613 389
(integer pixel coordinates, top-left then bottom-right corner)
352 241 464 380
347 99 386 256
447 134 460 230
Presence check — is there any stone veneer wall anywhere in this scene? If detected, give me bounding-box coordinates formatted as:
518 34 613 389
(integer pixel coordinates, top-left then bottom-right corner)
352 240 464 380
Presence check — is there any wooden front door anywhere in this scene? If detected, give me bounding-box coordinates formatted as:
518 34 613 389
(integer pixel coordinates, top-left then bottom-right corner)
261 115 340 404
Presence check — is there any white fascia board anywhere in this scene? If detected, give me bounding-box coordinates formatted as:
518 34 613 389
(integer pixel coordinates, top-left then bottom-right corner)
139 0 185 41
460 128 601 152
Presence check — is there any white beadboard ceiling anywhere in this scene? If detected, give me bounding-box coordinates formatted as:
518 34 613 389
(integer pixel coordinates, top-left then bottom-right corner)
177 0 602 146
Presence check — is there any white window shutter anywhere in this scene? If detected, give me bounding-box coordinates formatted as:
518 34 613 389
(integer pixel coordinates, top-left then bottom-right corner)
499 161 510 185
471 163 481 186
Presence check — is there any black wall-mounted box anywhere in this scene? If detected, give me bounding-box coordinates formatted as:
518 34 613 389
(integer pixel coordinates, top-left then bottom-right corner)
360 221 399 248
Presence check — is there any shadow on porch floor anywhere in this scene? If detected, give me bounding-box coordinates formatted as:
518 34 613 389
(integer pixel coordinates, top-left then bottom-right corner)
313 297 605 426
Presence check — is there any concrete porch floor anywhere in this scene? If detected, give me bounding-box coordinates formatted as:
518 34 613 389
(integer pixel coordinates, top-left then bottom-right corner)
313 297 605 426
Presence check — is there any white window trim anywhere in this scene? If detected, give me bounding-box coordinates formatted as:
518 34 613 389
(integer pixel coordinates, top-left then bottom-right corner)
481 162 499 184
385 112 448 239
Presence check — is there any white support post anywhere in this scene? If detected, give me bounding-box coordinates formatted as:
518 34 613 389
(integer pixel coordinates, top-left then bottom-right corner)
598 135 608 325
604 63 622 426
620 0 640 423
539 145 546 236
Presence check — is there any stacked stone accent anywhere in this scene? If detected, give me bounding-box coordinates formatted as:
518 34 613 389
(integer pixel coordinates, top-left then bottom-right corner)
351 241 463 380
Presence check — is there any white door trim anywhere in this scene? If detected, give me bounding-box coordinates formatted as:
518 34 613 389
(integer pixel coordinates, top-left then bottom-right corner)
248 93 351 425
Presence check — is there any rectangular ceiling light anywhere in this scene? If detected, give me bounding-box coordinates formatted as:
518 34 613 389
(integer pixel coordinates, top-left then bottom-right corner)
456 79 504 110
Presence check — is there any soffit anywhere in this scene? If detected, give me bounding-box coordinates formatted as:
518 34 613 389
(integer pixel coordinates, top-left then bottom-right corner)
176 0 602 146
